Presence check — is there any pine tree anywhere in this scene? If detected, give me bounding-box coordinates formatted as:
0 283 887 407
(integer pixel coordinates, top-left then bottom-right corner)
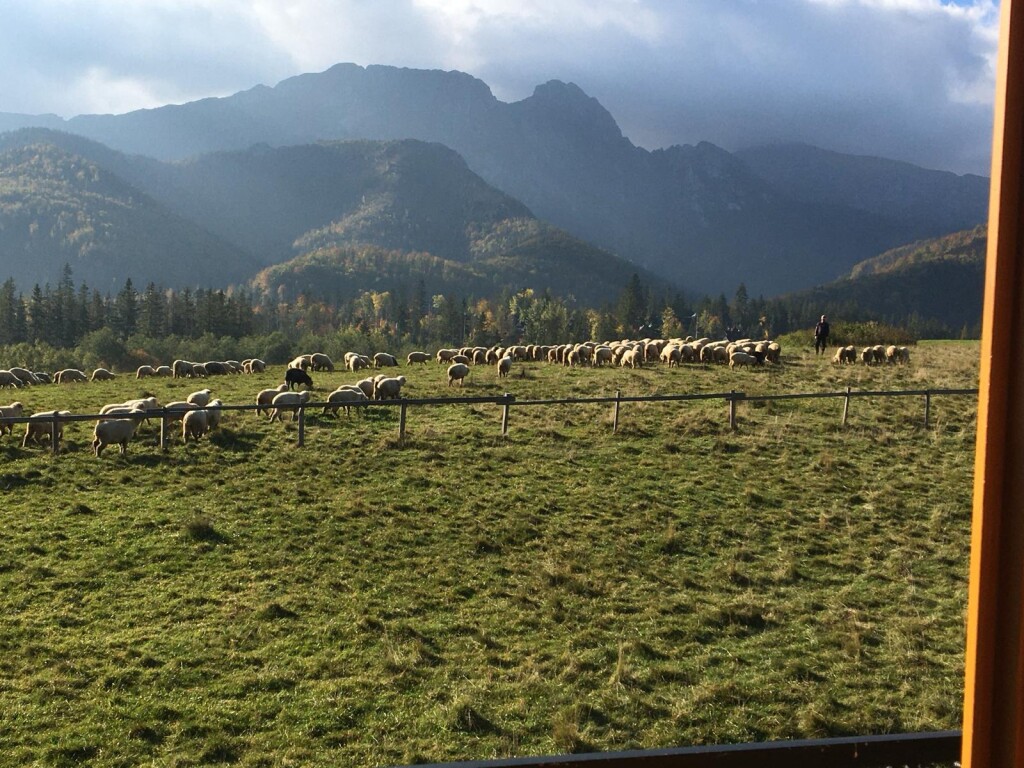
113 278 138 340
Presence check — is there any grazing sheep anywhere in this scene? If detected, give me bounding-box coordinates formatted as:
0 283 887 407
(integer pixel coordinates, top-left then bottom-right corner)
450 354 471 366
269 390 311 422
33 371 52 384
91 368 117 382
22 410 71 447
203 361 229 376
593 346 614 367
288 355 313 370
190 363 208 378
346 354 370 372
861 347 874 365
729 351 758 368
497 356 513 378
620 348 642 369
54 368 88 384
205 399 224 431
187 388 214 407
182 408 210 443
285 368 314 390
407 351 430 365
256 384 289 417
898 346 911 365
447 363 471 387
872 345 887 364
162 401 198 427
9 367 39 385
436 349 457 365
310 353 335 372
92 410 146 456
0 370 24 388
660 346 681 367
244 358 267 374
373 352 399 368
136 365 156 379
323 387 369 417
155 365 173 377
373 376 407 400
172 359 193 378
0 401 24 435
354 378 376 399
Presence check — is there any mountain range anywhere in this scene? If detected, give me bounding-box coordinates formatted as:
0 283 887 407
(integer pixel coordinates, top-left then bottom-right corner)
0 62 990 306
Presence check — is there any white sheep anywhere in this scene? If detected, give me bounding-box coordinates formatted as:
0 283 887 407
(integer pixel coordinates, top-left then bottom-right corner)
205 399 224 431
182 408 210 443
729 351 758 368
0 370 24 388
436 349 458 365
620 348 642 369
92 410 146 456
136 365 156 379
354 378 376 399
323 387 369 417
497 356 512 378
155 365 173 377
310 353 334 371
9 367 39 385
187 388 213 407
161 401 199 425
54 368 88 384
373 376 407 400
0 401 24 435
22 410 71 447
447 363 471 387
407 351 430 365
91 368 117 382
269 390 311 422
256 383 289 417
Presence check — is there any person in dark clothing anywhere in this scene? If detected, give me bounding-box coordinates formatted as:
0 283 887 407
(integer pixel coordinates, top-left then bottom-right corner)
814 315 830 355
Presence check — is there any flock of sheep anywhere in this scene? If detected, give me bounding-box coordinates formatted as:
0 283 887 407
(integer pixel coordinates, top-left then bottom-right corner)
0 334 904 457
831 344 911 366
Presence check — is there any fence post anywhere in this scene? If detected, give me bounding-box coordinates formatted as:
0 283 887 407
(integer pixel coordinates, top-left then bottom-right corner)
729 391 738 430
297 406 305 447
160 413 168 451
613 390 621 433
925 391 931 428
399 399 407 441
842 386 852 427
50 412 60 455
501 393 513 436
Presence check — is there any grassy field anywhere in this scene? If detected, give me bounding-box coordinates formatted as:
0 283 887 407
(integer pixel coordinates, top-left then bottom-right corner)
0 343 979 766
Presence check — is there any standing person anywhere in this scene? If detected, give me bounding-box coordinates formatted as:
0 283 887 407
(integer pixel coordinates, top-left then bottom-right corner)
814 314 830 355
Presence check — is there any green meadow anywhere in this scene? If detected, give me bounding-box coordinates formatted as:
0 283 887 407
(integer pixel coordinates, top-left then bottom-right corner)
0 343 978 766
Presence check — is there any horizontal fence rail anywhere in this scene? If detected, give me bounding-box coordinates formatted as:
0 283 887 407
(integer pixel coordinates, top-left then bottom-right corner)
402 730 962 768
0 387 979 452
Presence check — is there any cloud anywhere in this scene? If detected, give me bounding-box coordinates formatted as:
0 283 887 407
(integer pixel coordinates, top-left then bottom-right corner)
0 0 999 174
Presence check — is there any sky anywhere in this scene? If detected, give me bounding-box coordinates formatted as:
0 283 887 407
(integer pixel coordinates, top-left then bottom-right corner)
0 0 1000 175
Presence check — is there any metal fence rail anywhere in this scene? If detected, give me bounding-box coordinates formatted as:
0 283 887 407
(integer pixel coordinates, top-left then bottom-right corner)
401 730 961 768
0 387 979 453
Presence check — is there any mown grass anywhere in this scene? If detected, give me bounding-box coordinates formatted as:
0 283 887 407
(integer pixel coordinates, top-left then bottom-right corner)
0 343 977 766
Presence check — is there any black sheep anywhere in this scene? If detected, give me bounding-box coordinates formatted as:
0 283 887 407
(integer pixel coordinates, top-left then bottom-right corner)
285 367 313 390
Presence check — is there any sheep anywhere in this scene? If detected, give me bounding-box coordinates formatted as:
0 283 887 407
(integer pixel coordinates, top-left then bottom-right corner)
33 371 52 384
373 376 407 400
8 367 38 385
436 349 457 365
91 368 117 382
244 358 267 374
92 410 146 456
256 383 290 417
269 390 311 422
898 346 911 365
155 365 173 377
285 368 314 390
136 365 156 379
447 363 471 387
593 346 614 367
346 354 371 372
224 360 243 374
203 361 229 376
162 401 198 426
497 356 513 378
872 345 887 364
309 352 335 372
620 348 642 369
450 354 471 366
182 408 210 443
288 354 313 370
190 363 208 378
205 399 224 431
22 410 71 448
0 401 24 435
861 347 874 365
354 378 376 399
407 351 430 365
729 351 758 368
54 368 88 384
372 352 399 368
660 346 681 367
187 388 213 408
0 370 24 388
324 387 369 417
172 359 193 378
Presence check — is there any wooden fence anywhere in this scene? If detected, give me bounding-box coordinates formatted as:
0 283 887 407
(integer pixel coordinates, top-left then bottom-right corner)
2 386 979 454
